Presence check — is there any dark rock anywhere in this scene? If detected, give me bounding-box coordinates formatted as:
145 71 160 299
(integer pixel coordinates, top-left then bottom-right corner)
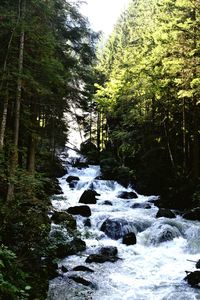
131 203 151 209
86 254 119 264
122 232 137 245
69 181 78 189
56 238 86 258
51 212 76 230
117 191 138 199
72 160 89 169
196 260 200 269
68 275 96 288
80 141 99 164
156 208 176 219
43 178 63 196
100 246 118 257
67 205 91 217
183 208 200 221
66 176 80 183
84 218 91 227
72 266 94 273
184 271 200 287
100 218 137 240
103 201 113 206
79 189 100 204
61 266 68 273
46 261 59 280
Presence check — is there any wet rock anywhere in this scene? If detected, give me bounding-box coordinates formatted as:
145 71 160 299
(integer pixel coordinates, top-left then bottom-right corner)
196 260 200 269
61 266 68 273
100 246 118 257
86 254 119 264
149 223 181 245
72 266 94 273
156 208 176 219
66 176 80 183
117 191 138 199
68 275 96 289
67 205 91 217
122 232 137 245
131 203 151 209
182 208 200 221
66 176 80 189
51 212 76 230
103 200 113 206
184 271 200 288
79 189 100 204
69 181 78 189
84 218 91 227
56 238 86 258
100 218 137 240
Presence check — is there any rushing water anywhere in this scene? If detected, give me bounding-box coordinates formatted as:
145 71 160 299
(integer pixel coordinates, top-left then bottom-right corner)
48 150 200 300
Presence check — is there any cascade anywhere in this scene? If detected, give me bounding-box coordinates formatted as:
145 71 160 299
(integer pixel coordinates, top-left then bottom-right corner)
48 150 200 300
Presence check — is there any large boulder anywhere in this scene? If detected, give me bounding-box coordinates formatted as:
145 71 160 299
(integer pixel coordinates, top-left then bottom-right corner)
122 232 137 245
86 254 119 264
117 191 138 199
131 203 151 209
100 218 137 240
56 238 86 258
100 246 118 257
67 205 91 217
51 212 76 230
79 189 100 204
156 208 176 219
66 176 80 183
184 271 200 288
66 176 80 189
149 223 181 245
182 208 200 221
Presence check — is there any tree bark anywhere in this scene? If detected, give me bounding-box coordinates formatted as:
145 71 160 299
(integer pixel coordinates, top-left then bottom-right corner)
7 0 26 201
0 0 22 150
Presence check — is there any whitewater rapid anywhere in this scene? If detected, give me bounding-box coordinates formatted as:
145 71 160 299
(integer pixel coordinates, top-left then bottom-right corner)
48 150 200 300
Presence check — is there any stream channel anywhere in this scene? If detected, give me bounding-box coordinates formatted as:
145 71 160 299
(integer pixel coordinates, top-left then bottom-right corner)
48 149 200 300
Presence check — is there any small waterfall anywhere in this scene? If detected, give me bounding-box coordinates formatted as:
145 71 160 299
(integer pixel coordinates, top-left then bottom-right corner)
48 150 200 300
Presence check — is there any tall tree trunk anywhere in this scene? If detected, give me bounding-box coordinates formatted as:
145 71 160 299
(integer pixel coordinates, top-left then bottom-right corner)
0 90 9 151
7 0 26 201
182 98 187 174
27 134 36 175
97 111 101 151
192 100 199 179
0 0 22 150
191 7 199 179
163 117 175 171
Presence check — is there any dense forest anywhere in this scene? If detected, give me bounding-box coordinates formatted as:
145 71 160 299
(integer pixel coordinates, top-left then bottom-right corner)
1 0 200 298
0 0 97 298
94 0 200 209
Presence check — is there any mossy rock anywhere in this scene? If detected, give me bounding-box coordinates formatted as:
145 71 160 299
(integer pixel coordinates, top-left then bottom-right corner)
56 238 86 259
51 212 77 230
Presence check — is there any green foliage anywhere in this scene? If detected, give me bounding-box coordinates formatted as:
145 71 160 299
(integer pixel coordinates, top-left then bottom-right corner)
0 245 29 300
94 0 200 199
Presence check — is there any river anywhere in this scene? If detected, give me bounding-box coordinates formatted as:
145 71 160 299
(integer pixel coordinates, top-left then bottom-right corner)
48 149 200 300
